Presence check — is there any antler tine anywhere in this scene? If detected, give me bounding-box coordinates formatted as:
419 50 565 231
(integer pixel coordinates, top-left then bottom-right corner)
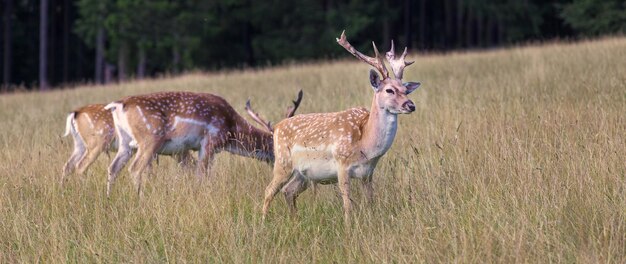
385 39 415 80
336 30 389 79
284 89 303 118
245 99 273 133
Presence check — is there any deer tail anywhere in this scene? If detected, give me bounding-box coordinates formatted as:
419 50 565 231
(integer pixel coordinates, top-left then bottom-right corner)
63 112 76 137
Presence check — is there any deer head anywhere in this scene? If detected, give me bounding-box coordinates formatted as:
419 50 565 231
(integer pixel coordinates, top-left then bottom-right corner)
337 31 420 115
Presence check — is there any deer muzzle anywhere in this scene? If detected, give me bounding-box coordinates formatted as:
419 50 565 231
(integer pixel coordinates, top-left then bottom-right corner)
403 100 416 113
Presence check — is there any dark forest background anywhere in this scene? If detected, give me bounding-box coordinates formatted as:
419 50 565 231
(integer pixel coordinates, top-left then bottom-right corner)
1 0 625 90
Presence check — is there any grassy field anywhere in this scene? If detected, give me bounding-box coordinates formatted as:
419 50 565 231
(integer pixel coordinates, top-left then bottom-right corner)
0 37 624 263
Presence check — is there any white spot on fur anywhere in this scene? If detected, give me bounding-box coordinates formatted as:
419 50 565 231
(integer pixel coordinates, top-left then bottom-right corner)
85 114 94 129
136 106 152 131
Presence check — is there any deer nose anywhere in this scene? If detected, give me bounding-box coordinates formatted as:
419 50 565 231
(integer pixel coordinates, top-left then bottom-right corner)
403 100 416 112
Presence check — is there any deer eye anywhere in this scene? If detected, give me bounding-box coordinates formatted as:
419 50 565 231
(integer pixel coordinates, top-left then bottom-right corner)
385 89 395 94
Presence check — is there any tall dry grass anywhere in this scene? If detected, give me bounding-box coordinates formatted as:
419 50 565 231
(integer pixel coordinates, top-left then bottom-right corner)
0 37 624 263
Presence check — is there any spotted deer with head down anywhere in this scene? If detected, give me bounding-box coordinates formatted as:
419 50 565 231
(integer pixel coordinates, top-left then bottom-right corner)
262 31 421 224
61 104 194 184
104 90 302 196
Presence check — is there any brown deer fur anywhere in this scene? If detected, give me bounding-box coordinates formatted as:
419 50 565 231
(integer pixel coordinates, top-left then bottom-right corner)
61 104 193 184
104 91 301 197
262 31 421 224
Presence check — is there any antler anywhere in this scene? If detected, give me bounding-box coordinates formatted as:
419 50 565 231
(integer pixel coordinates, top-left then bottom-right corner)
245 100 273 133
284 89 303 118
246 90 304 134
385 40 414 80
336 30 389 79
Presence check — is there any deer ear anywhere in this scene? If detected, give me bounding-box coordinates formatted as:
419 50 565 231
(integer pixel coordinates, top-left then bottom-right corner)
404 82 421 94
369 69 381 91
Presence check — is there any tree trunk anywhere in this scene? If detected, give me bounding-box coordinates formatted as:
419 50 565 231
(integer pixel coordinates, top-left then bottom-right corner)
242 0 254 66
417 0 424 49
382 0 389 49
444 0 454 49
95 25 105 84
104 63 113 83
465 5 473 48
117 41 128 82
49 0 57 86
485 14 493 47
323 0 334 35
244 23 254 66
172 46 180 74
476 14 483 47
496 18 504 44
172 34 180 74
40 0 49 91
76 37 84 79
456 0 463 48
3 0 13 87
406 0 416 49
137 45 146 79
63 0 69 83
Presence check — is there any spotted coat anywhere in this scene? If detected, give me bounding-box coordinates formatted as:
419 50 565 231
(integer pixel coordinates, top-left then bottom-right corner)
61 103 193 183
104 91 275 196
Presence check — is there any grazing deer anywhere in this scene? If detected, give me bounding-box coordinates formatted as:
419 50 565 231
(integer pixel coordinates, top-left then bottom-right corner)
104 90 302 196
61 104 193 184
262 31 421 224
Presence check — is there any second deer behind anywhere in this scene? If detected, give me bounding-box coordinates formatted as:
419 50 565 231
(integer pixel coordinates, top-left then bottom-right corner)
104 90 302 197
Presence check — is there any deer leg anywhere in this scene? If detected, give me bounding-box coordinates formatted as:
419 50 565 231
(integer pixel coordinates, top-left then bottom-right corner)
62 152 81 181
107 148 132 197
196 137 216 181
282 172 309 218
107 130 133 197
175 150 196 169
311 182 319 198
138 154 157 180
128 140 158 174
61 135 86 184
196 150 214 181
362 177 374 205
130 140 162 197
262 163 294 219
127 152 140 174
75 139 107 175
337 165 352 226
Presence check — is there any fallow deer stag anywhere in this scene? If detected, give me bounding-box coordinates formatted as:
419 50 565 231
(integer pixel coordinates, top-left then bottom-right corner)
104 90 302 196
262 31 421 224
61 104 193 184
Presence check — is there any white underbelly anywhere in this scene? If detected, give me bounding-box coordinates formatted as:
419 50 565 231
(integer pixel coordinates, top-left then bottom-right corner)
158 118 208 154
159 135 202 154
290 144 376 183
294 158 338 182
291 145 338 182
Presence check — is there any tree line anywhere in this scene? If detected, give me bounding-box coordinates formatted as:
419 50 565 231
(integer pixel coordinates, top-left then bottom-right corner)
1 0 625 90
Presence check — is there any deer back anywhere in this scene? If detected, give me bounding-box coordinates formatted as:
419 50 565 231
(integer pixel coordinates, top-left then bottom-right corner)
111 92 239 139
273 107 370 161
71 104 115 145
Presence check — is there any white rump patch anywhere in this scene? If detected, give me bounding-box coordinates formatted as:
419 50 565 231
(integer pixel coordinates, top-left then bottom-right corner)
63 112 75 137
108 102 137 149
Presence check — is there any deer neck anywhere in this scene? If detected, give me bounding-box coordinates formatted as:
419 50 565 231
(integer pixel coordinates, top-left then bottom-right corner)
360 97 398 160
226 115 274 163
